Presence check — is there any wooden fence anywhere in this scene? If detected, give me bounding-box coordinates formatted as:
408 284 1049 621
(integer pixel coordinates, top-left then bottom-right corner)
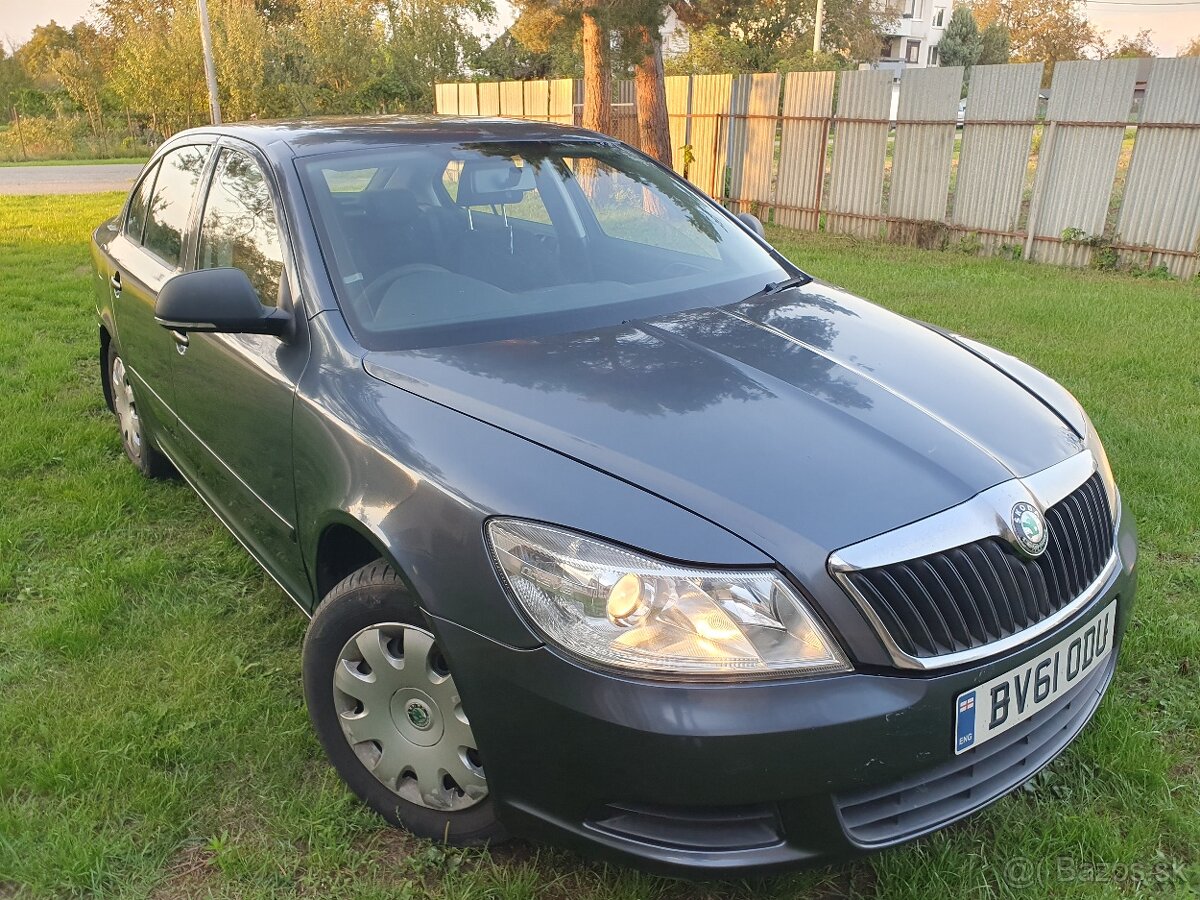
436 58 1200 279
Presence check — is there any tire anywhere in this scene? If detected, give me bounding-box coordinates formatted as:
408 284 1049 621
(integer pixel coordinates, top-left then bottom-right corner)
106 343 174 479
303 561 505 846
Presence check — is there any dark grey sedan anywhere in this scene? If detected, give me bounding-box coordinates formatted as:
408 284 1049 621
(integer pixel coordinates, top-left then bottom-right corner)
91 117 1136 876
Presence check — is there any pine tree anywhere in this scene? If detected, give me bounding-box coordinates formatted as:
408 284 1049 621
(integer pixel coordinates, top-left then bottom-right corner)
939 6 982 69
978 21 1010 64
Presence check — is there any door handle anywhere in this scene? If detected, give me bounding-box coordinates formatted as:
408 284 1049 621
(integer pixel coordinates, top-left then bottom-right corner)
171 329 189 354
110 272 122 296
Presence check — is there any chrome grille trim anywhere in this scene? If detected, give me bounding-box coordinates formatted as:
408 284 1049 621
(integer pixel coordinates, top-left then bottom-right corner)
830 451 1120 671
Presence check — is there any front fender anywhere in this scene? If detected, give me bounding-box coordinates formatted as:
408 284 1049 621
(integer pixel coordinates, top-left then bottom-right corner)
293 313 772 649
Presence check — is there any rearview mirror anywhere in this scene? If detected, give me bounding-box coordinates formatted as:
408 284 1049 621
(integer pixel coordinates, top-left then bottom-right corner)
155 268 291 338
736 212 766 239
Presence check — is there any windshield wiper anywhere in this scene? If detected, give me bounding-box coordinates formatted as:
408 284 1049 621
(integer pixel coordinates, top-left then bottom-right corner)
737 274 811 305
763 274 811 294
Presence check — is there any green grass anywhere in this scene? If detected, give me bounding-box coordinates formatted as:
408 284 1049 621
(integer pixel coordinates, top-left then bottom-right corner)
0 195 1197 898
0 157 150 168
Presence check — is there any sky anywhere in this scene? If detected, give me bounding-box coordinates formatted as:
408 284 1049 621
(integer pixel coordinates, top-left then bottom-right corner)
1 0 1198 56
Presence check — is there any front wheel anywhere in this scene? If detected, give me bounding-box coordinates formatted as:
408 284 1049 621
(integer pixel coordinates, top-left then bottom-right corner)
302 562 504 845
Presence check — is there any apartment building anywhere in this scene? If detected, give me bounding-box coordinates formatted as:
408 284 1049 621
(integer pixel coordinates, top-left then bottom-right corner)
877 0 949 70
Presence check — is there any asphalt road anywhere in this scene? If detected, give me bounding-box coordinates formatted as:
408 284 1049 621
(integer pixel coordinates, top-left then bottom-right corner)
0 163 143 195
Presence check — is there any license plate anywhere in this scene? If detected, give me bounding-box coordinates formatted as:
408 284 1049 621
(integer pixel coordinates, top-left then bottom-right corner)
954 602 1116 754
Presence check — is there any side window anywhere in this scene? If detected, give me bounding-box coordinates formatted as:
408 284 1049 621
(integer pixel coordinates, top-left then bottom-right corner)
143 144 211 267
323 167 377 194
124 161 160 243
197 148 285 307
441 159 462 200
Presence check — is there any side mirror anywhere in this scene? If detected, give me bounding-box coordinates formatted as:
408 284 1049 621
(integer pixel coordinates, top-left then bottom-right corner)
155 267 291 338
736 212 766 239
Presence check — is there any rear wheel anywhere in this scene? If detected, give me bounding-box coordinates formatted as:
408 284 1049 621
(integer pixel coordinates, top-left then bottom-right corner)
303 562 504 845
107 344 173 479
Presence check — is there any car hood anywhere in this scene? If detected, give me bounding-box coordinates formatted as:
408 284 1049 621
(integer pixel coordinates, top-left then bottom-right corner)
364 282 1083 562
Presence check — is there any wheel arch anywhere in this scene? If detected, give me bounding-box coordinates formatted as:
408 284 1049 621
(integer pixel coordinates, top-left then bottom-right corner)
311 514 414 609
99 324 115 413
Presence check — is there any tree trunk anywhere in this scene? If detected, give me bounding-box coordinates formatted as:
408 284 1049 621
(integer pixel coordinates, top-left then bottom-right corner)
581 0 611 135
633 25 671 166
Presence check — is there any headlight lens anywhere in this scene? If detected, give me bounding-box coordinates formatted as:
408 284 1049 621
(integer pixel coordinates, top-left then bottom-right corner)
487 519 851 679
1083 411 1119 517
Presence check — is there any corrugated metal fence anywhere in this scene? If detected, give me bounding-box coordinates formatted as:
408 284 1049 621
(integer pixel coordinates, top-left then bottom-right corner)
436 58 1200 278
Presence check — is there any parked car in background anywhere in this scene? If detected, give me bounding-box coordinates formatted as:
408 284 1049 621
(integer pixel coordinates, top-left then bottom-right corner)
91 118 1136 876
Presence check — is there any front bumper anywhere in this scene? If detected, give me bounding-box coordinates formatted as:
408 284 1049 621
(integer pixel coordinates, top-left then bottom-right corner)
434 501 1137 877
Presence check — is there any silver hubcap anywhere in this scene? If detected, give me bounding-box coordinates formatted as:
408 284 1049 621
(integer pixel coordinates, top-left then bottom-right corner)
333 623 487 811
110 355 142 460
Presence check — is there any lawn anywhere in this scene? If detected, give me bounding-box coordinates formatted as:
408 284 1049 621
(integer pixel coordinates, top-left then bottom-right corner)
0 158 150 168
0 194 1197 899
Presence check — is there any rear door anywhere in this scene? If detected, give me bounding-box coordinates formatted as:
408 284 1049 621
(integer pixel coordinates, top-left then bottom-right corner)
167 142 309 595
107 144 213 429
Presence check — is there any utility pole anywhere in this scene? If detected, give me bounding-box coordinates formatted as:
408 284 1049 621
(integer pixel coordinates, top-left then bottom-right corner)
197 0 222 124
813 0 825 53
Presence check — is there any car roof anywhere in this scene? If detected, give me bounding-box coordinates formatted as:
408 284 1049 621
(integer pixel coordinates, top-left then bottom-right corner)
167 116 610 161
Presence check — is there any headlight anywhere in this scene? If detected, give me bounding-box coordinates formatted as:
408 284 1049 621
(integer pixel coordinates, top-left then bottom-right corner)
1083 411 1119 517
487 519 851 680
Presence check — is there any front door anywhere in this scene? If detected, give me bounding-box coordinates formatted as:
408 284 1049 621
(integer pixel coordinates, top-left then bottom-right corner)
168 144 309 598
108 144 212 431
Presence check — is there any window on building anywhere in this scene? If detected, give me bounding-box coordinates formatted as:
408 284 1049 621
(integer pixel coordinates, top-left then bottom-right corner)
932 6 946 26
906 40 921 64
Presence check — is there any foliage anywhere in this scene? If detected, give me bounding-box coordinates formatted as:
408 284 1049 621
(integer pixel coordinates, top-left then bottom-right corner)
381 0 495 110
0 112 156 162
0 115 81 160
665 24 765 73
0 47 33 113
773 48 856 73
287 0 386 114
970 0 1102 78
503 0 667 76
955 231 984 255
1182 35 1200 57
483 2 586 79
978 21 1010 65
14 20 81 88
1058 227 1161 275
664 0 882 73
11 87 75 118
938 6 982 69
1106 30 1157 59
474 26 579 79
3 0 495 149
103 0 209 134
491 0 855 86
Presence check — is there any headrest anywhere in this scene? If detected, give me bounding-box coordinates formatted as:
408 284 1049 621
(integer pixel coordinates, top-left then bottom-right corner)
455 158 535 207
363 187 420 221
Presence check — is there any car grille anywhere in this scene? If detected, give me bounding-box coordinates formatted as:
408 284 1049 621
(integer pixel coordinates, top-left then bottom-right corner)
844 473 1114 659
835 652 1114 845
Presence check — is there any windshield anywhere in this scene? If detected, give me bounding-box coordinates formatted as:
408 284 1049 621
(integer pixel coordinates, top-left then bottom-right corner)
297 140 788 350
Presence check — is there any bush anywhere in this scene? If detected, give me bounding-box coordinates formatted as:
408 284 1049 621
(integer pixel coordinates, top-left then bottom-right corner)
0 114 157 162
0 115 80 161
